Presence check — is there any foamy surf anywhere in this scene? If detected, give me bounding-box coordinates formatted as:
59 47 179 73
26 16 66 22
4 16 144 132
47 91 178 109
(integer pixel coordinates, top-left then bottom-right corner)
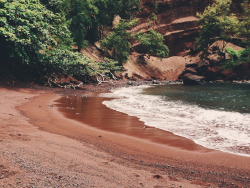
100 85 250 157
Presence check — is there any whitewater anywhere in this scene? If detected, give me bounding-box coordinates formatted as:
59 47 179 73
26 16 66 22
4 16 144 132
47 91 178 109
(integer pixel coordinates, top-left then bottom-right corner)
100 85 250 157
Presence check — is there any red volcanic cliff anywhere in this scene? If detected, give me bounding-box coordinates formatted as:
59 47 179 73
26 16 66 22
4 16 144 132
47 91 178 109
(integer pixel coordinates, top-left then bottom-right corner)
132 0 242 56
132 0 212 56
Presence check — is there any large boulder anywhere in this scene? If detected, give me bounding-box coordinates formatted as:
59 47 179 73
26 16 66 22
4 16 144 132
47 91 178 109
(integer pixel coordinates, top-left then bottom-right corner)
221 63 250 81
204 66 223 81
233 63 250 80
122 53 187 81
182 73 206 85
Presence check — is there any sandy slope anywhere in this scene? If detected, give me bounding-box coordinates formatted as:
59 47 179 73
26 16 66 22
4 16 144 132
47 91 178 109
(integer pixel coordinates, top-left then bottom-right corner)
0 86 249 187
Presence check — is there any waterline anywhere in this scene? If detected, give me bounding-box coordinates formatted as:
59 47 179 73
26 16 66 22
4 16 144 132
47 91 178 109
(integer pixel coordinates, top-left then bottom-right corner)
100 85 250 157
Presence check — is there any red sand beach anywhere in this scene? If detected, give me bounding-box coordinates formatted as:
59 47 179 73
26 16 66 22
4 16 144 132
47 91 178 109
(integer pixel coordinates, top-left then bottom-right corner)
0 85 249 187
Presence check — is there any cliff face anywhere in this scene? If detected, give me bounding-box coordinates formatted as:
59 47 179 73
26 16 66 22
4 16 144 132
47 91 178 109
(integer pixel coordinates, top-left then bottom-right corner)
132 0 212 56
132 0 242 56
120 0 212 80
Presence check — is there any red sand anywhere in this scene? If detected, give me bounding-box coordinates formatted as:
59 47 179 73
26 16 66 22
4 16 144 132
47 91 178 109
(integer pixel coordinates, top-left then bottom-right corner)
0 86 249 187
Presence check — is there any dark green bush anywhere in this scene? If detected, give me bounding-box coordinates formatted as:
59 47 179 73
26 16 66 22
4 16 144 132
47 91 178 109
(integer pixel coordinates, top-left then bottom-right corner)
222 47 249 69
136 30 169 58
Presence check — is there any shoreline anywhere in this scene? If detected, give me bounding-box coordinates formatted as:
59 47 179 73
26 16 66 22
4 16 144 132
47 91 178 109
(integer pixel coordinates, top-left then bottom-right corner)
55 95 211 152
0 85 250 187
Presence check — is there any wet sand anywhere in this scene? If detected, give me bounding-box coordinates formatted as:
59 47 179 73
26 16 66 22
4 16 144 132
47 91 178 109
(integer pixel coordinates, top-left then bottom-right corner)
0 85 250 187
55 95 210 151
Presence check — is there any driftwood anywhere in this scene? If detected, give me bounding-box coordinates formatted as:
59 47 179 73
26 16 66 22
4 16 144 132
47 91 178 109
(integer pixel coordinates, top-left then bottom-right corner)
47 76 83 89
96 72 118 85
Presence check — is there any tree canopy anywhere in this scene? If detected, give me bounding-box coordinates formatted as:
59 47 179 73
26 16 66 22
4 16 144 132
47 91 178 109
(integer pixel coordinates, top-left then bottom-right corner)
0 0 170 83
0 0 101 80
196 0 239 59
237 0 250 59
101 20 136 64
136 30 169 58
46 0 140 50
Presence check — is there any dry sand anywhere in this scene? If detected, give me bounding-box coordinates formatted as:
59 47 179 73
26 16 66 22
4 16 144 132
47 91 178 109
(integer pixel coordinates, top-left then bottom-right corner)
0 85 249 187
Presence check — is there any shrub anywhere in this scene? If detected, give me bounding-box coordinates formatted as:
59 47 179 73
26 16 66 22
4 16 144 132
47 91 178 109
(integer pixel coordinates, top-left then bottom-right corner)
222 47 249 69
100 20 137 64
196 0 239 59
136 30 169 58
0 0 93 80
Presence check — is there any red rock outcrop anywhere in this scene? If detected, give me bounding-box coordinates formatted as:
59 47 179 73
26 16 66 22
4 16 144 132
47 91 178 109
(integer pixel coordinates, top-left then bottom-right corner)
132 0 213 56
132 0 243 56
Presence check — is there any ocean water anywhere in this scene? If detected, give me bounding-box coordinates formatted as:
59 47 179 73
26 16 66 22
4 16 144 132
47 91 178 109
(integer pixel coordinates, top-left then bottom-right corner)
101 84 250 156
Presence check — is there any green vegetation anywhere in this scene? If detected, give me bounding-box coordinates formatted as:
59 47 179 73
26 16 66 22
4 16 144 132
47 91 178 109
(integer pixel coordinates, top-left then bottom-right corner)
100 19 137 64
222 47 247 69
45 0 140 50
237 0 250 60
101 20 169 64
0 0 169 83
0 0 128 82
136 30 169 58
196 0 249 69
0 0 93 80
196 0 239 59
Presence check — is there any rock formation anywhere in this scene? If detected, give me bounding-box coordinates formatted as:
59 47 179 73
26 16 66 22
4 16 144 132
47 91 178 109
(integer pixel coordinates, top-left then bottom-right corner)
132 0 213 56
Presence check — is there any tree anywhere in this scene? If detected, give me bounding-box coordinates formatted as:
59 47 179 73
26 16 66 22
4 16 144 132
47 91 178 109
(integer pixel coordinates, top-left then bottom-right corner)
196 0 239 59
0 0 62 64
136 30 169 58
101 20 137 64
48 0 140 50
0 0 92 79
237 0 250 60
101 19 169 64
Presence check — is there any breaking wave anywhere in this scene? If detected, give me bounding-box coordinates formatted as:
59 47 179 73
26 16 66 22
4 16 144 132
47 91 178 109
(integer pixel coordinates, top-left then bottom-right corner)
100 85 250 157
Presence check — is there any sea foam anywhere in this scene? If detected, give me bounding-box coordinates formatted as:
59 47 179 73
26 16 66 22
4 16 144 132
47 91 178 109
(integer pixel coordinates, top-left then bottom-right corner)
100 85 250 157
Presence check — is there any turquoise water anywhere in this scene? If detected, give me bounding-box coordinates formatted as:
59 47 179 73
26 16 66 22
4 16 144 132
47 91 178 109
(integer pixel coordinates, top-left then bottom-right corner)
143 84 250 114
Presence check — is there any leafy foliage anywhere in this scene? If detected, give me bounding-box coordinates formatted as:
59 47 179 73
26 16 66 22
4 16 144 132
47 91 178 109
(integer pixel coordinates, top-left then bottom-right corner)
237 0 250 59
40 49 92 78
100 20 137 64
136 30 169 58
222 47 249 69
0 0 94 79
101 19 169 64
48 0 140 50
196 0 239 59
0 0 63 64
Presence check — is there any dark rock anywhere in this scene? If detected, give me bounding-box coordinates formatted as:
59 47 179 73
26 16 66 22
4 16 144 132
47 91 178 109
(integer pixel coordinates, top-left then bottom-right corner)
204 66 222 81
127 81 133 85
137 54 148 65
183 73 206 85
186 63 198 68
196 64 209 75
224 73 238 81
215 80 224 83
233 63 250 80
178 67 197 80
152 80 160 84
220 68 238 81
185 67 197 74
133 73 143 79
221 68 234 78
234 62 249 71
125 73 129 79
211 45 219 52
189 48 197 55
153 174 162 179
